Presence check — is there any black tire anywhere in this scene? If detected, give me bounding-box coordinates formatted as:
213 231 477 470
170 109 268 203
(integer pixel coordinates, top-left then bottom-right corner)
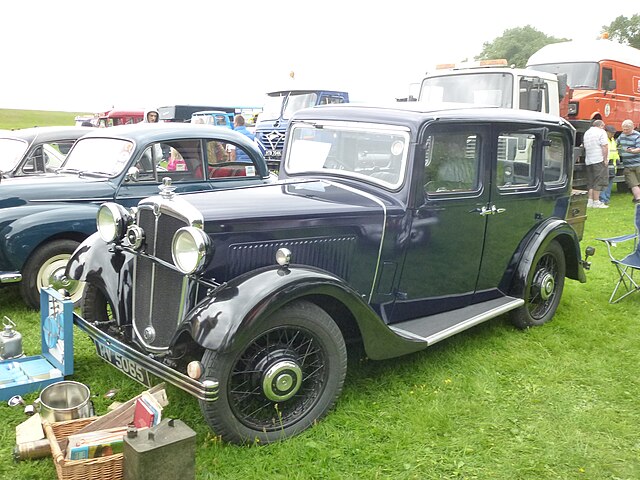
20 239 83 309
511 240 566 329
199 300 347 444
81 283 113 323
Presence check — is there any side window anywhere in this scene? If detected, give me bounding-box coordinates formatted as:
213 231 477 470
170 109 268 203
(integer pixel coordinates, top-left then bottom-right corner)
205 140 257 179
601 67 613 89
23 146 45 174
136 140 203 182
164 140 202 181
496 131 537 188
424 130 481 194
544 132 567 186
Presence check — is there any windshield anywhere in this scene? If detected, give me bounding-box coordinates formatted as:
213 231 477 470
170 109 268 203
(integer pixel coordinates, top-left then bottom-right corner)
60 137 134 176
420 72 513 107
283 93 318 120
260 94 286 121
0 138 28 172
285 122 410 189
527 62 599 89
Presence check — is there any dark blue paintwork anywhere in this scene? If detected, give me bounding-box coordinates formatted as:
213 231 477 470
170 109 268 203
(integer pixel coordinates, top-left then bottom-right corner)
69 103 587 364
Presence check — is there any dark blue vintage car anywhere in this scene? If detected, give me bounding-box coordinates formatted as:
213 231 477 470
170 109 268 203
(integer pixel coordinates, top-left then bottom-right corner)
0 123 272 308
67 104 590 444
0 126 93 178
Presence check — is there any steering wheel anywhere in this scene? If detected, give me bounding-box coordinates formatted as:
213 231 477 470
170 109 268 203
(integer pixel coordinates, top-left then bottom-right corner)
324 157 349 171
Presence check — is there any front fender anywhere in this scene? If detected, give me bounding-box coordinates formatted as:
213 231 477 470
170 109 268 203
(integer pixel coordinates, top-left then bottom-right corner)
0 203 100 270
182 266 428 359
508 218 585 298
67 233 135 325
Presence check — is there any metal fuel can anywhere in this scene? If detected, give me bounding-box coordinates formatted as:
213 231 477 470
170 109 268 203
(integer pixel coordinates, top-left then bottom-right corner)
0 317 23 360
123 418 196 480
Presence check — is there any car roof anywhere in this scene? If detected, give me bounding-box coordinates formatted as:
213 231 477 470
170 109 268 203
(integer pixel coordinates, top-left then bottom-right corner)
292 102 573 130
0 126 95 142
77 122 263 156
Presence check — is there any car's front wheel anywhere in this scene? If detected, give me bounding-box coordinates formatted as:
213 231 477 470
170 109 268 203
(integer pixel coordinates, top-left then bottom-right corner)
20 239 84 309
511 240 566 329
199 300 347 444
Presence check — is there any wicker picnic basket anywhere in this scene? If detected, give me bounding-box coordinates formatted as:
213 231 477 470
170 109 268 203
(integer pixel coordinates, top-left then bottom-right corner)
43 417 123 480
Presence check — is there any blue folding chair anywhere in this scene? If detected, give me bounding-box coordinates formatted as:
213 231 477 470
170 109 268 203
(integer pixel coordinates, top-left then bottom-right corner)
597 203 640 303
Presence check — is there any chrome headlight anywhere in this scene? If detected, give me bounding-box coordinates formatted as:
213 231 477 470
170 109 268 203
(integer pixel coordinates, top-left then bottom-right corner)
171 227 211 274
97 203 131 243
567 102 578 115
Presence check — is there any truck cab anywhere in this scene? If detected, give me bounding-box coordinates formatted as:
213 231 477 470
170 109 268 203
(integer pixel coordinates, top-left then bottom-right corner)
527 39 640 133
254 89 349 170
419 60 565 115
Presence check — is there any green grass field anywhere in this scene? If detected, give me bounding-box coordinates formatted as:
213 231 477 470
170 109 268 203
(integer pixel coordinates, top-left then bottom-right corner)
0 110 639 479
0 109 90 130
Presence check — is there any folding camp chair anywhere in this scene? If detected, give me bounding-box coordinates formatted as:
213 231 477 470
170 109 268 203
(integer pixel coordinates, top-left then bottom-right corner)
596 203 640 303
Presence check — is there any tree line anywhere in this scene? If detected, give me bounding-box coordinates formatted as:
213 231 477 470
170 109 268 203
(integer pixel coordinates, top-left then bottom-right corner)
476 14 640 68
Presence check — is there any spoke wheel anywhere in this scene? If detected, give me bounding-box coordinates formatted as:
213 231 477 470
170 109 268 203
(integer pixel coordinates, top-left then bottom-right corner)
200 300 347 444
511 240 566 329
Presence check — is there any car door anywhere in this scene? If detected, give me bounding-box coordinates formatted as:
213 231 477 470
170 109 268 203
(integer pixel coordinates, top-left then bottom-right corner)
389 122 492 323
476 125 570 295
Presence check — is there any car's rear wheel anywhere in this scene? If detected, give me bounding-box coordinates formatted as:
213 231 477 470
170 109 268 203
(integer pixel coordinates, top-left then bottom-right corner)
20 239 84 309
199 300 347 444
511 240 566 329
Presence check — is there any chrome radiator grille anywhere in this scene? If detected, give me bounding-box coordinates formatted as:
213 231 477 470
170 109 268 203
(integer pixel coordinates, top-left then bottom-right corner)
133 205 190 351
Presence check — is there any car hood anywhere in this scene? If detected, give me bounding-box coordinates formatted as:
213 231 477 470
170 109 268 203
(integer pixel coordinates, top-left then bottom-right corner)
0 173 116 207
182 179 389 224
174 179 390 294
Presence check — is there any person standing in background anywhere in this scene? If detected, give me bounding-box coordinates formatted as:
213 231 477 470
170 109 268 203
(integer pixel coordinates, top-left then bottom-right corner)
599 124 620 205
617 119 640 204
583 119 609 209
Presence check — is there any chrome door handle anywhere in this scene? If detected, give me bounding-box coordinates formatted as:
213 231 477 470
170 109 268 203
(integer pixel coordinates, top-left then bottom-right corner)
477 205 506 216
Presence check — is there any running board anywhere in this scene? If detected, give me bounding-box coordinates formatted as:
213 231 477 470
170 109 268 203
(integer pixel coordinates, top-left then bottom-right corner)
389 296 524 346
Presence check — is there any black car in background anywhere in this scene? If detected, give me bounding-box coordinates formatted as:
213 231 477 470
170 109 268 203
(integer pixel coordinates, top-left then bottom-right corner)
0 126 93 178
68 103 589 444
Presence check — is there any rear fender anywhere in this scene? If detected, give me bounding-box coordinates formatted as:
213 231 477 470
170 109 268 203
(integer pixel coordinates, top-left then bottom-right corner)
508 218 585 298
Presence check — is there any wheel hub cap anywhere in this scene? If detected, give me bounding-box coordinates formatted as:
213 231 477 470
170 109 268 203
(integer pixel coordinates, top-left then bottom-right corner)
48 267 79 292
535 270 555 301
262 360 302 402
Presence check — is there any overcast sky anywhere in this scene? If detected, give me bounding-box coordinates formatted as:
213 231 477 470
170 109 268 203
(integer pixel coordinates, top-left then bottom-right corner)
1 1 637 112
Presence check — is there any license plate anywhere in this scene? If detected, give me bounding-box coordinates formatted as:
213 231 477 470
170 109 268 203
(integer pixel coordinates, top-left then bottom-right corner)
95 341 152 387
265 149 282 158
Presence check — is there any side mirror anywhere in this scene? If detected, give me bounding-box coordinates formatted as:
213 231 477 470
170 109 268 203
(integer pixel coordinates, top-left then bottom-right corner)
556 73 568 100
607 79 617 92
125 166 140 182
527 90 543 112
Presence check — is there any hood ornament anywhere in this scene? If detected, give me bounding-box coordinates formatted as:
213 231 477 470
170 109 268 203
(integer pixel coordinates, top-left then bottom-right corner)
159 177 176 199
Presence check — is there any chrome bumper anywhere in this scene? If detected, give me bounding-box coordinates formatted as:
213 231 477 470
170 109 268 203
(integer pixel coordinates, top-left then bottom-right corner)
73 313 218 402
0 272 22 284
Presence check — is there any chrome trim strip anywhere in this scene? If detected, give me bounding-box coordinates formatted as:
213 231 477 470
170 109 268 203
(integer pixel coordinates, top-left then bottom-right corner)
74 313 218 402
0 272 22 283
324 180 387 303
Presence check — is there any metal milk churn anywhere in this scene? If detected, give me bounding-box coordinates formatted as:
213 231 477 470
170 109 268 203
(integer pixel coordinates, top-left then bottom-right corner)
0 316 24 360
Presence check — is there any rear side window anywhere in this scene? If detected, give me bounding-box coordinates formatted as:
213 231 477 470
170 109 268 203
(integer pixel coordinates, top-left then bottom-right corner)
543 132 567 186
496 131 537 188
